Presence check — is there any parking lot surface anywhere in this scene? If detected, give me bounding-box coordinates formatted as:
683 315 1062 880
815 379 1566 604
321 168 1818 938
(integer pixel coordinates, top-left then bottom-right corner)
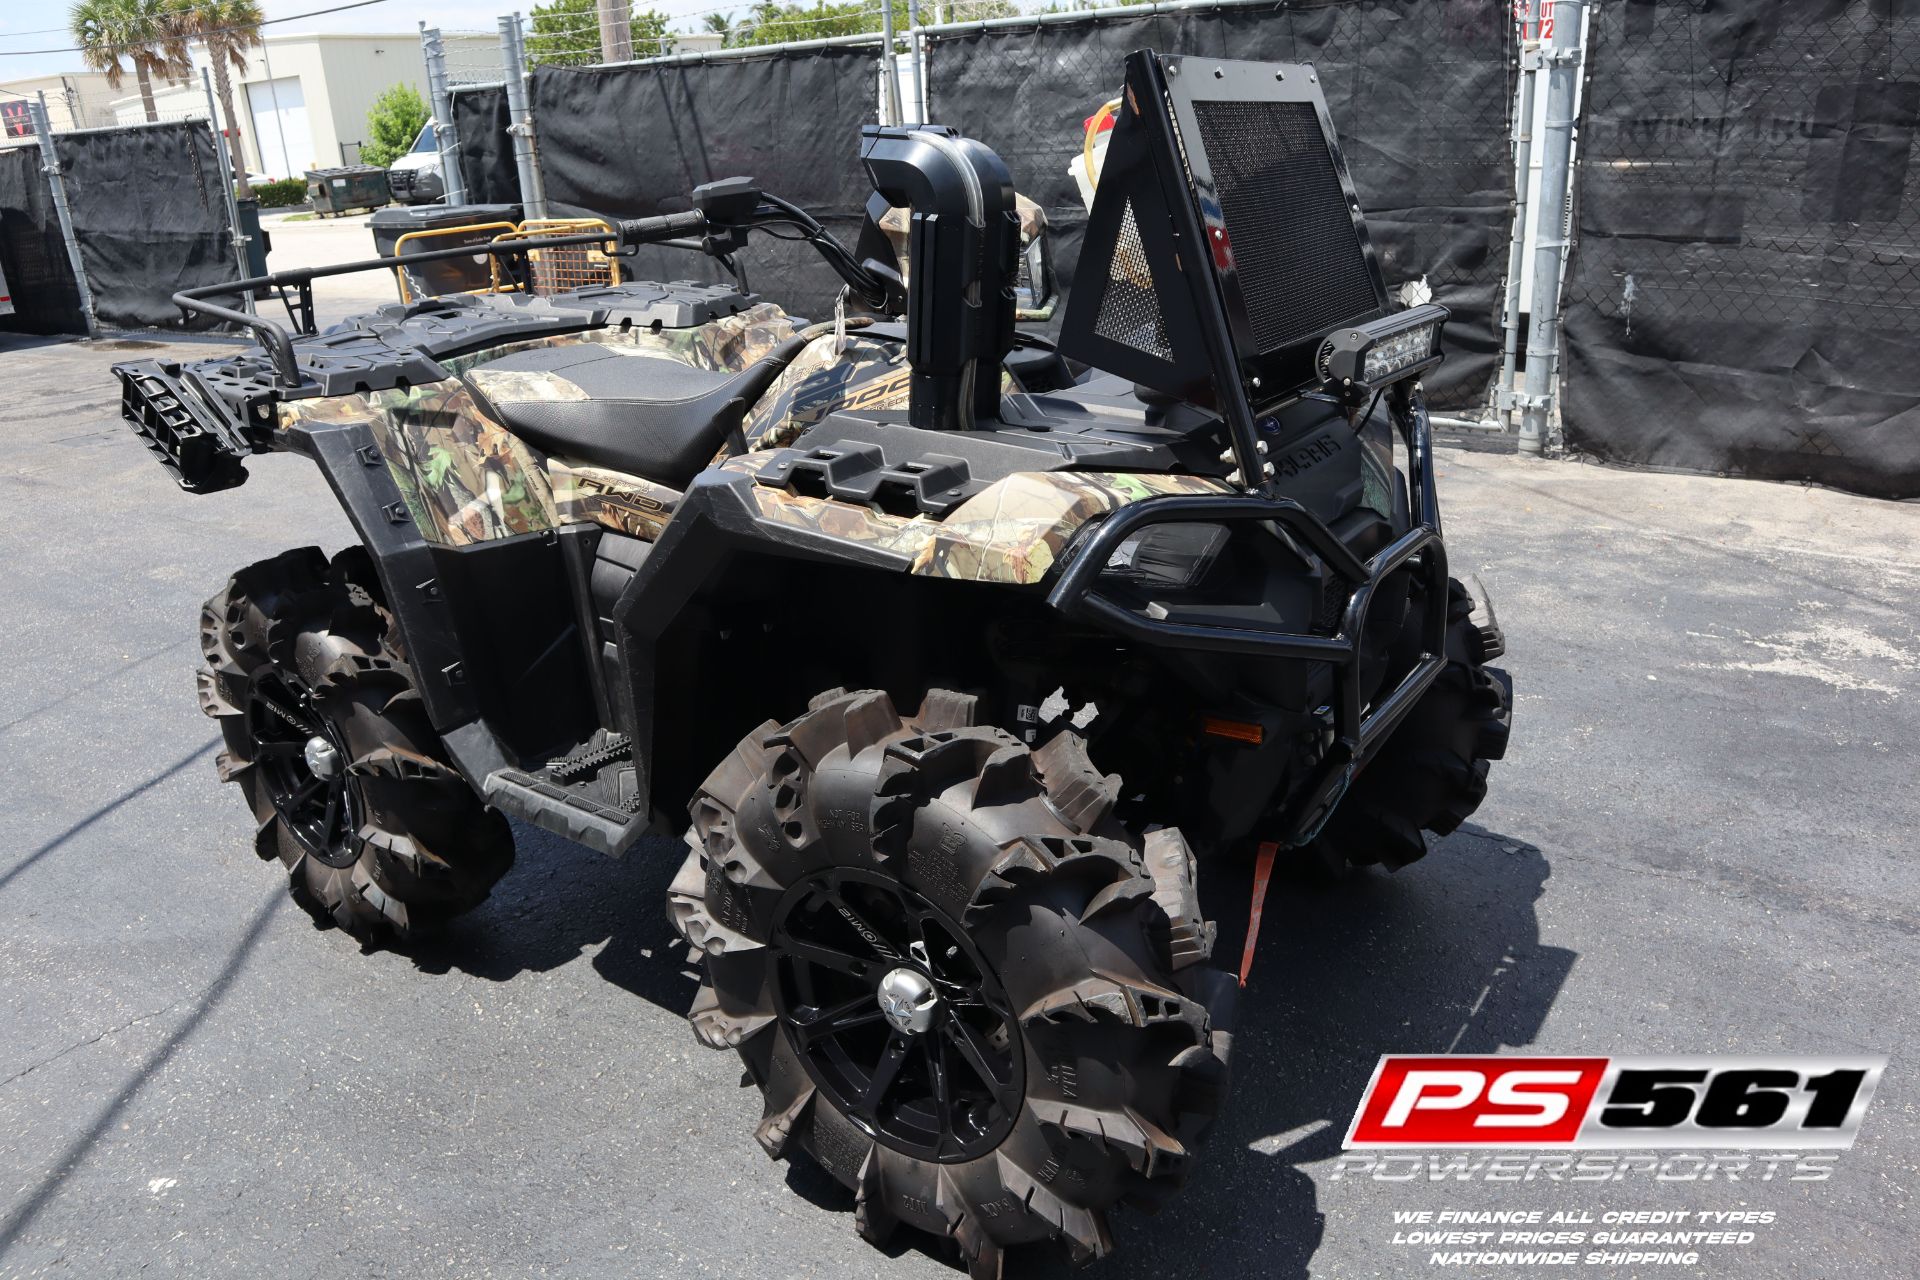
2 333 1914 1278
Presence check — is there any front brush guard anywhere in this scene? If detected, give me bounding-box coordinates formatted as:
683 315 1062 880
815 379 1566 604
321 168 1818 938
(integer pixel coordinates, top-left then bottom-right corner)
1047 387 1449 846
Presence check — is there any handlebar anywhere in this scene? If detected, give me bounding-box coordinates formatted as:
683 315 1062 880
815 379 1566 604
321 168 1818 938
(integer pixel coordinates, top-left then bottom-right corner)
625 195 889 310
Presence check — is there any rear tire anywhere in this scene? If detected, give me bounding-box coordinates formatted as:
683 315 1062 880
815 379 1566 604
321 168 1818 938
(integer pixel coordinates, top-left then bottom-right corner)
198 546 515 939
670 688 1234 1277
1308 577 1512 872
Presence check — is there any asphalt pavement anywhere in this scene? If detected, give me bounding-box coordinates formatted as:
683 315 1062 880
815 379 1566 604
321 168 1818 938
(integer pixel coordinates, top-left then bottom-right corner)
0 330 1914 1279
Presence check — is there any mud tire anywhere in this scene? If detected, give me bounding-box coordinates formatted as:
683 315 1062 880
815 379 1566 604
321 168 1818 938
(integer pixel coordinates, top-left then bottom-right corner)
669 688 1234 1277
198 546 514 939
1308 577 1512 872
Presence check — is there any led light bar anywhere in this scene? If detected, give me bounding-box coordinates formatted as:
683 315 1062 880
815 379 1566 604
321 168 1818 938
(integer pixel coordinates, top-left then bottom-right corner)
1317 303 1450 402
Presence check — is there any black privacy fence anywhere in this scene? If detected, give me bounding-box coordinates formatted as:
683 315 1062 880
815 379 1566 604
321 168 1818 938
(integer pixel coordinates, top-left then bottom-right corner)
0 120 233 335
507 46 882 320
1563 0 1920 499
925 0 1518 413
495 2 1518 412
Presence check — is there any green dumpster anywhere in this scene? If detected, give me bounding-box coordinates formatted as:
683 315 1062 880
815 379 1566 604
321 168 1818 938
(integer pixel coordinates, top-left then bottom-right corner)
305 165 391 216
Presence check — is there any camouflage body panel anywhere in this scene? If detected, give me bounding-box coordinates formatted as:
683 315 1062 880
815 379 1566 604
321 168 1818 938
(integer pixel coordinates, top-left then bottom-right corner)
271 303 796 546
739 331 1017 454
462 305 814 411
277 380 558 547
435 301 800 380
463 364 593 412
609 300 800 372
739 331 912 452
721 452 1230 585
548 457 681 541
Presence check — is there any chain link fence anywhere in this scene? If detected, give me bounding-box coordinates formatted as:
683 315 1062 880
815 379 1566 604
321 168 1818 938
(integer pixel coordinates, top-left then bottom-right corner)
442 31 511 89
1561 0 1920 498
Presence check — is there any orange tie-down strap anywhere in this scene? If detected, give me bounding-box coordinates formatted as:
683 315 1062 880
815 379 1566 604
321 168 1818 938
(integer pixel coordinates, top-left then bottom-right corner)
1237 841 1280 988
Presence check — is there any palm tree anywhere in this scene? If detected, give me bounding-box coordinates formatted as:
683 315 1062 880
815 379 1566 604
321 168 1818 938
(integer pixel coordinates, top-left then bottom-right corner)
165 0 264 197
70 0 188 124
702 12 733 48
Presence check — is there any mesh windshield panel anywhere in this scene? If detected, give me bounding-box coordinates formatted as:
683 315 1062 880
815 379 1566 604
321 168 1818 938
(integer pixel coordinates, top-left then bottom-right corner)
1093 198 1173 359
1190 99 1379 354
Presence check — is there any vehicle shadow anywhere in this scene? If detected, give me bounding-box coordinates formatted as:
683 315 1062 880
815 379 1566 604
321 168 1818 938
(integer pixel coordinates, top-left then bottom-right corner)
406 823 701 1013
409 820 1571 1280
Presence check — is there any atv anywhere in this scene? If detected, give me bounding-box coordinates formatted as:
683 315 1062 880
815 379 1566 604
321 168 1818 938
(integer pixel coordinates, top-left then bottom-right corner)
114 50 1511 1276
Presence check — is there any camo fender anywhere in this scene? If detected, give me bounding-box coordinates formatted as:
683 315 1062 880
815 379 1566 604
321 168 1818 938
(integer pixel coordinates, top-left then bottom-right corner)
738 331 1019 453
739 332 911 452
435 301 800 381
548 457 682 541
721 454 1230 584
278 380 558 547
617 300 799 372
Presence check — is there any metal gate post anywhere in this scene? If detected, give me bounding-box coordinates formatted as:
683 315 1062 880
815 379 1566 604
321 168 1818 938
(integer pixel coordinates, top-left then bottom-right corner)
879 2 905 125
202 67 255 314
30 92 97 336
421 24 470 206
1518 0 1584 456
500 14 548 218
1498 1 1540 432
905 0 926 122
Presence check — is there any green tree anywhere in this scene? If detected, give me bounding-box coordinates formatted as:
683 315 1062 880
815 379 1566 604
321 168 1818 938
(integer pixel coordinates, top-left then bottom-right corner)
730 1 1015 47
361 83 429 169
701 11 734 48
734 1 884 47
165 0 264 197
70 0 188 123
527 0 674 67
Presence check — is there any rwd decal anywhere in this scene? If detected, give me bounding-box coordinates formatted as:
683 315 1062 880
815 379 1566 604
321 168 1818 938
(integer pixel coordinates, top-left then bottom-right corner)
1345 1056 1887 1149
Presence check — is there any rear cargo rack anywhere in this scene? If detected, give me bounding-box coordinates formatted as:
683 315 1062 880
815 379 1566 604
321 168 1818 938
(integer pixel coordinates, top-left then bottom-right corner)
117 360 262 494
171 226 645 390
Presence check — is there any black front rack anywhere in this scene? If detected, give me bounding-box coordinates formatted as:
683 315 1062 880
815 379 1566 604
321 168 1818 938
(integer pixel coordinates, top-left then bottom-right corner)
1047 383 1447 846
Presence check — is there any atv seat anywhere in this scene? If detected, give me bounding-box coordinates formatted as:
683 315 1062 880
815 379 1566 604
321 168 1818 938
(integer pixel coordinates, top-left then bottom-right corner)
465 335 808 487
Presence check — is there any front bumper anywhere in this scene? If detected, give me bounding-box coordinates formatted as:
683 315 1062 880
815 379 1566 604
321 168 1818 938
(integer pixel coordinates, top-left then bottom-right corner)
1047 386 1449 846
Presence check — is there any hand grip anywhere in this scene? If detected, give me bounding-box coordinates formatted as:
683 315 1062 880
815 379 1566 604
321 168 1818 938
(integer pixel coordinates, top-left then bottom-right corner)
617 211 709 246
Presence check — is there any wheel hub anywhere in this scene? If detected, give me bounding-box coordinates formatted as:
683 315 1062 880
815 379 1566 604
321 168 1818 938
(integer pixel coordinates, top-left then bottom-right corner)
877 966 939 1034
303 736 342 780
769 867 1025 1163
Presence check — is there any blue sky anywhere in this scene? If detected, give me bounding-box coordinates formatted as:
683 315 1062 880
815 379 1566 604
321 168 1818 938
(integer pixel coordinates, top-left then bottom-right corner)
0 0 744 82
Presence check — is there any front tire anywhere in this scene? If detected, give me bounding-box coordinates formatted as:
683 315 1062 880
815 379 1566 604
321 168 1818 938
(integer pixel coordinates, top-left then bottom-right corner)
1308 577 1512 872
198 546 515 939
669 688 1234 1277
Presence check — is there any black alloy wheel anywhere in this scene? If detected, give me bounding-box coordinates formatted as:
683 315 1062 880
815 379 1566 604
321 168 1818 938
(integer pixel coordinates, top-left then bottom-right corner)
771 867 1024 1163
245 670 357 869
200 546 515 938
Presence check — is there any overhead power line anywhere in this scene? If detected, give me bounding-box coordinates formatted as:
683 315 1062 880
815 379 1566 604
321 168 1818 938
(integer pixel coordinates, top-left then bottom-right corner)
0 0 392 58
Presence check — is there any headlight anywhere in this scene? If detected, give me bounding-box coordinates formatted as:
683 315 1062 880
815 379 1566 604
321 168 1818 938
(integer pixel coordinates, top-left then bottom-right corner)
1316 302 1449 402
1099 522 1230 589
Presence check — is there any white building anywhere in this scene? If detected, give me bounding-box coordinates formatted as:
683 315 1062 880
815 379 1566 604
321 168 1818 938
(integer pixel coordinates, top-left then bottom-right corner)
100 31 500 179
4 28 728 177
